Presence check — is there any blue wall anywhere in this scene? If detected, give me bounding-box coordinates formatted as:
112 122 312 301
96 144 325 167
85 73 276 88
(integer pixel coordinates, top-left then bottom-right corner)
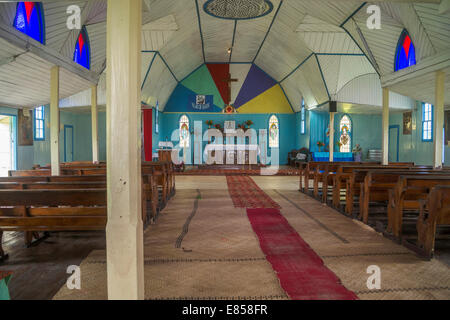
389 102 449 166
160 112 296 165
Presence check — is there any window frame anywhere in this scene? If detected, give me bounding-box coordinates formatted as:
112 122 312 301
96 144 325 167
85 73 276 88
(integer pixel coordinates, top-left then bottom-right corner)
268 114 279 148
339 114 352 153
422 103 433 142
179 114 190 148
34 106 45 141
300 99 305 135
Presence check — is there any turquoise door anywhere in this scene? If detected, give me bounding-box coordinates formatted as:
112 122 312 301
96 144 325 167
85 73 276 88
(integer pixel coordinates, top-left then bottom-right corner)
64 125 74 162
389 125 399 163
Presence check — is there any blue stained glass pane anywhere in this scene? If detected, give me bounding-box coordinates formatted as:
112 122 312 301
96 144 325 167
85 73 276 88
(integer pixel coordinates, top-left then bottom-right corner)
73 27 91 70
394 30 416 72
13 2 44 44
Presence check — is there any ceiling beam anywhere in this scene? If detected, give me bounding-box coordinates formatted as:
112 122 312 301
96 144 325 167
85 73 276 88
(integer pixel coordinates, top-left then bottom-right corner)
381 51 450 88
252 0 283 64
0 22 99 84
194 0 206 63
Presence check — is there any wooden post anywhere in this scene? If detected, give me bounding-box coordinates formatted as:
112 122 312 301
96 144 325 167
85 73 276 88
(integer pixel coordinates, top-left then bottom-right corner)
382 87 389 165
91 85 99 163
434 70 445 168
106 0 144 300
50 66 60 175
329 112 334 162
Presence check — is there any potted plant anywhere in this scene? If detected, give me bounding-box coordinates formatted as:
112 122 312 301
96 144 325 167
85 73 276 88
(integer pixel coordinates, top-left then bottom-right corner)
205 120 213 129
317 141 325 152
352 144 362 162
245 120 253 127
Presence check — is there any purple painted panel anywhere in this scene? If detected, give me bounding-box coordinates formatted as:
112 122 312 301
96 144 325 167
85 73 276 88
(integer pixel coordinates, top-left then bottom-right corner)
234 64 277 108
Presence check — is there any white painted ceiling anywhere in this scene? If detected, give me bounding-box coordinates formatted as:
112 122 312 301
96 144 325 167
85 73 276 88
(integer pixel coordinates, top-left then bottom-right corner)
0 0 449 111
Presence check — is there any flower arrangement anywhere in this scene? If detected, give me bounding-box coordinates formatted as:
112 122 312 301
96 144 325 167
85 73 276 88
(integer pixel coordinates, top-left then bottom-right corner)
245 120 254 127
317 141 325 152
214 123 222 131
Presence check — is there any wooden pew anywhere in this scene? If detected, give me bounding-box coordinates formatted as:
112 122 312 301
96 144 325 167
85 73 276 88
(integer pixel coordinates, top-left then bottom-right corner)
359 170 450 224
416 186 450 258
330 163 415 209
300 161 358 194
0 189 107 260
344 165 422 215
387 176 450 238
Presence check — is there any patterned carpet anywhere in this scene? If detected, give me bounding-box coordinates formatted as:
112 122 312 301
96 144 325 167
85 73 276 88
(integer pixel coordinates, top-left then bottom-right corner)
226 176 281 209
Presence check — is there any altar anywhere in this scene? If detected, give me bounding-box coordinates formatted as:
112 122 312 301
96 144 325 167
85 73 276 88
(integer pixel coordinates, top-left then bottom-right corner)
312 152 353 162
204 144 259 165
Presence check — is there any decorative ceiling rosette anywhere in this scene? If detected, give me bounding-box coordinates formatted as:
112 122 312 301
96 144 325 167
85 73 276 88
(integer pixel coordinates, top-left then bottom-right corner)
203 0 273 20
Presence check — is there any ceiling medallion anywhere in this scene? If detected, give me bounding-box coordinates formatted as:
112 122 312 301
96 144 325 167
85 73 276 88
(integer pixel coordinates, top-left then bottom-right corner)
203 0 274 20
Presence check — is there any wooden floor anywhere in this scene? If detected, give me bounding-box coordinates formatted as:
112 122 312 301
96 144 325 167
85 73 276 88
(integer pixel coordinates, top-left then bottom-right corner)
1 230 105 300
1 175 450 300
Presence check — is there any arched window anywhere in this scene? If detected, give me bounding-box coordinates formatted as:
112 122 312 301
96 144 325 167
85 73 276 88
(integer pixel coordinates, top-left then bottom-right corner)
339 115 352 153
394 30 416 72
179 115 190 148
13 2 45 44
269 115 279 148
73 26 91 69
300 99 306 135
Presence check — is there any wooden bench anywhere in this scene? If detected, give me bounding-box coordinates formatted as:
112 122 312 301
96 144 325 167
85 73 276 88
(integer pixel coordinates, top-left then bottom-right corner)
387 175 450 239
416 186 450 258
0 189 107 261
345 166 425 216
360 170 450 224
331 163 415 209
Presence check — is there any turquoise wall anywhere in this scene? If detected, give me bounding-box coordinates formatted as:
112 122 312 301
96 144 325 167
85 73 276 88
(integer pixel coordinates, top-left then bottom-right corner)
33 107 107 166
389 102 449 166
160 112 296 165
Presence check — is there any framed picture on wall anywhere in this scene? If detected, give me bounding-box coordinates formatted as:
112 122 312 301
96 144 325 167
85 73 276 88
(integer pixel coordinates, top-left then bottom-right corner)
155 101 159 134
18 109 33 146
403 111 412 135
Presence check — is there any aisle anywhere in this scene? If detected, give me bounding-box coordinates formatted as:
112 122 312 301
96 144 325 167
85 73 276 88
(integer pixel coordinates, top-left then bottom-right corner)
53 176 450 300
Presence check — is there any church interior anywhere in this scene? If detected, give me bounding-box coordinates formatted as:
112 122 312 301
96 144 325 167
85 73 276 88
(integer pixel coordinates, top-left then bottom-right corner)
0 0 449 302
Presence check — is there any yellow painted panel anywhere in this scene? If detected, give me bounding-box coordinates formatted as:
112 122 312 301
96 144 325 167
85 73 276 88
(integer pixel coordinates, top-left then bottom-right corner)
237 85 293 114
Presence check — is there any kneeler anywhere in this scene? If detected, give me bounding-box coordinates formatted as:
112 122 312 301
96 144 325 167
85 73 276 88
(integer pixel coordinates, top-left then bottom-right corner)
0 271 12 300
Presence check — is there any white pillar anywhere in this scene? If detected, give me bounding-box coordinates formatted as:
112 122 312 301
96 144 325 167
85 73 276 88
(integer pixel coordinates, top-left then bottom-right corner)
91 85 99 163
50 66 60 175
434 70 445 168
382 87 389 165
106 0 144 300
329 112 335 162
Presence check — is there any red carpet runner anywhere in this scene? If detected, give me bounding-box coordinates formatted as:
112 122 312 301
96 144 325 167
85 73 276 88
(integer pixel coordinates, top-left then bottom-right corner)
226 176 356 299
226 176 281 209
247 208 358 300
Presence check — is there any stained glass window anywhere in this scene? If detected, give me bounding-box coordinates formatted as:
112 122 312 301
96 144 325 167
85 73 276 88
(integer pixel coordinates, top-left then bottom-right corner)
34 106 45 141
179 115 190 148
422 103 433 142
300 99 305 135
13 2 45 44
394 30 416 72
269 115 279 148
339 115 351 153
73 27 91 69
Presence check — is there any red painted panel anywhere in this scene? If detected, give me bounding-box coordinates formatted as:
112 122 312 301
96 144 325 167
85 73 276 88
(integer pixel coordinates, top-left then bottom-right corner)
206 63 230 105
143 109 152 161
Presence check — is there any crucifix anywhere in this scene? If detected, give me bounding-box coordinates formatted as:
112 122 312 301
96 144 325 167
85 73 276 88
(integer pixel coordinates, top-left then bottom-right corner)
222 73 238 105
